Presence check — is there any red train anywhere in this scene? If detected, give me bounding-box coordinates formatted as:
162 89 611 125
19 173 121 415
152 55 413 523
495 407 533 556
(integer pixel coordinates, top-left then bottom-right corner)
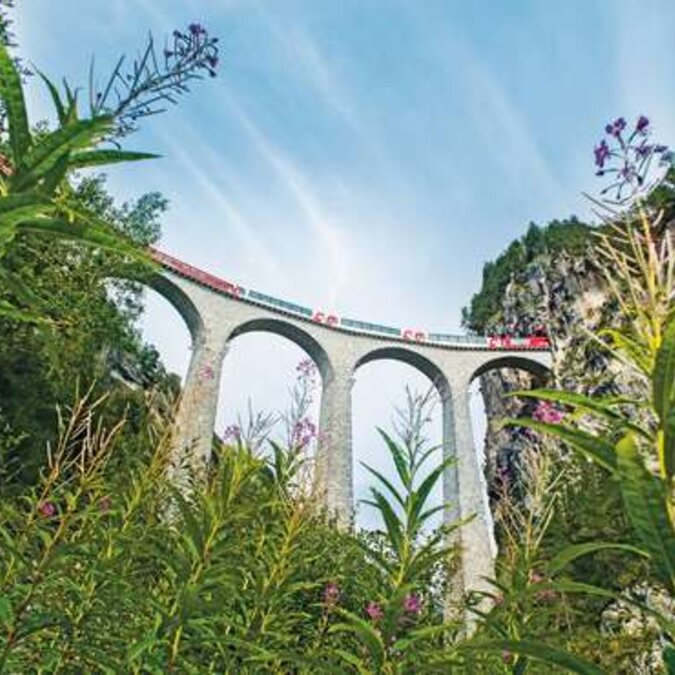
151 248 550 350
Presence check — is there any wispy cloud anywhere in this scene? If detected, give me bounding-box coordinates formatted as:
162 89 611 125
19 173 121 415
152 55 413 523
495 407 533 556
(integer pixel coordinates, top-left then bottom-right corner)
612 0 675 144
151 122 281 281
225 97 353 307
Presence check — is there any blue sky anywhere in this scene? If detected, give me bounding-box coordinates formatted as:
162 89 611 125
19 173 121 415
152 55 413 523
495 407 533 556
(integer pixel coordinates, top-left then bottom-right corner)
14 1 675 525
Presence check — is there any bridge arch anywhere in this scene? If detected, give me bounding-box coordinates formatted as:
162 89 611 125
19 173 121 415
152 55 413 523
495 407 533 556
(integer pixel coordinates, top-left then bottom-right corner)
107 271 205 345
469 354 551 384
227 317 334 383
354 346 451 399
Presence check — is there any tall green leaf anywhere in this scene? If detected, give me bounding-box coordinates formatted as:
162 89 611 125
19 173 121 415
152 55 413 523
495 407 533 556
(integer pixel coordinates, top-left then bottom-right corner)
616 433 675 592
68 149 159 169
510 389 652 440
546 542 648 577
653 317 675 478
11 116 114 191
377 429 410 488
36 70 66 125
461 639 607 674
503 418 617 471
653 316 675 421
0 42 31 163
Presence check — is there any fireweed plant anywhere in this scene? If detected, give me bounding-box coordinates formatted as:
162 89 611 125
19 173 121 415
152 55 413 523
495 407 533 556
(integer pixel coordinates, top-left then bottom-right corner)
327 386 468 672
594 115 671 204
0 22 219 320
493 116 675 671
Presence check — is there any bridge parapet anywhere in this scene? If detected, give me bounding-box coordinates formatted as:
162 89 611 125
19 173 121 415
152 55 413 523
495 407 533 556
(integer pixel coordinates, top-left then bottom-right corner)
149 247 551 354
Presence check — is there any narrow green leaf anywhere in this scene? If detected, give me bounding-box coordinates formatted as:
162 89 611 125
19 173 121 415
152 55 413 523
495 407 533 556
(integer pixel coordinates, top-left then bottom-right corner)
11 116 115 191
547 542 648 577
0 298 43 323
410 461 450 527
36 69 66 124
39 152 70 196
0 41 31 162
654 318 675 419
616 433 675 592
527 579 675 635
0 595 13 626
663 644 675 674
360 461 405 508
378 428 410 487
666 409 675 485
503 418 617 471
599 327 652 375
69 149 159 169
329 610 386 668
364 488 403 554
461 639 606 674
331 649 370 674
510 389 652 440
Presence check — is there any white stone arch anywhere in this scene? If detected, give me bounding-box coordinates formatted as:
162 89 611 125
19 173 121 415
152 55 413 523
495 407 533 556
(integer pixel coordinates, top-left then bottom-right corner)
227 317 335 384
468 353 551 384
145 273 206 345
353 345 452 400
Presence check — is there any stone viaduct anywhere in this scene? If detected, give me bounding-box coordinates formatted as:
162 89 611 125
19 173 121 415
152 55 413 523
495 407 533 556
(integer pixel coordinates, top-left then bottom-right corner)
147 249 552 601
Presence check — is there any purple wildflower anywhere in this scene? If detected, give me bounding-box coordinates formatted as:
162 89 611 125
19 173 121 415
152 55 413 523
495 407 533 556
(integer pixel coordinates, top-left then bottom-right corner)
636 115 650 134
594 139 610 168
635 141 653 158
38 501 56 518
605 117 626 137
292 418 318 448
323 582 340 606
296 358 317 381
223 424 242 443
365 601 384 621
403 593 422 615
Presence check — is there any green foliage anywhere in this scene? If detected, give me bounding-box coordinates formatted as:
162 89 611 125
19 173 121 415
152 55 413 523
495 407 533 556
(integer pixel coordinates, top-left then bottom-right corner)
0 38 155 265
0 173 172 485
0 20 217 321
462 217 593 333
500 209 675 669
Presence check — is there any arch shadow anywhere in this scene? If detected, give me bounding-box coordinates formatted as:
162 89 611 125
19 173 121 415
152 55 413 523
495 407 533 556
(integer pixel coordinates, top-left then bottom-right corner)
146 274 205 343
105 270 205 345
228 318 334 382
355 346 451 399
470 355 551 385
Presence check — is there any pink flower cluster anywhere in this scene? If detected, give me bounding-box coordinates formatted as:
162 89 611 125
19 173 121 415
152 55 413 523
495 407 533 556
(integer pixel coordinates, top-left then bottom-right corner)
532 400 565 425
296 359 318 384
38 501 56 518
223 424 242 442
403 593 422 615
365 601 383 621
323 582 340 606
292 418 318 448
529 570 557 602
